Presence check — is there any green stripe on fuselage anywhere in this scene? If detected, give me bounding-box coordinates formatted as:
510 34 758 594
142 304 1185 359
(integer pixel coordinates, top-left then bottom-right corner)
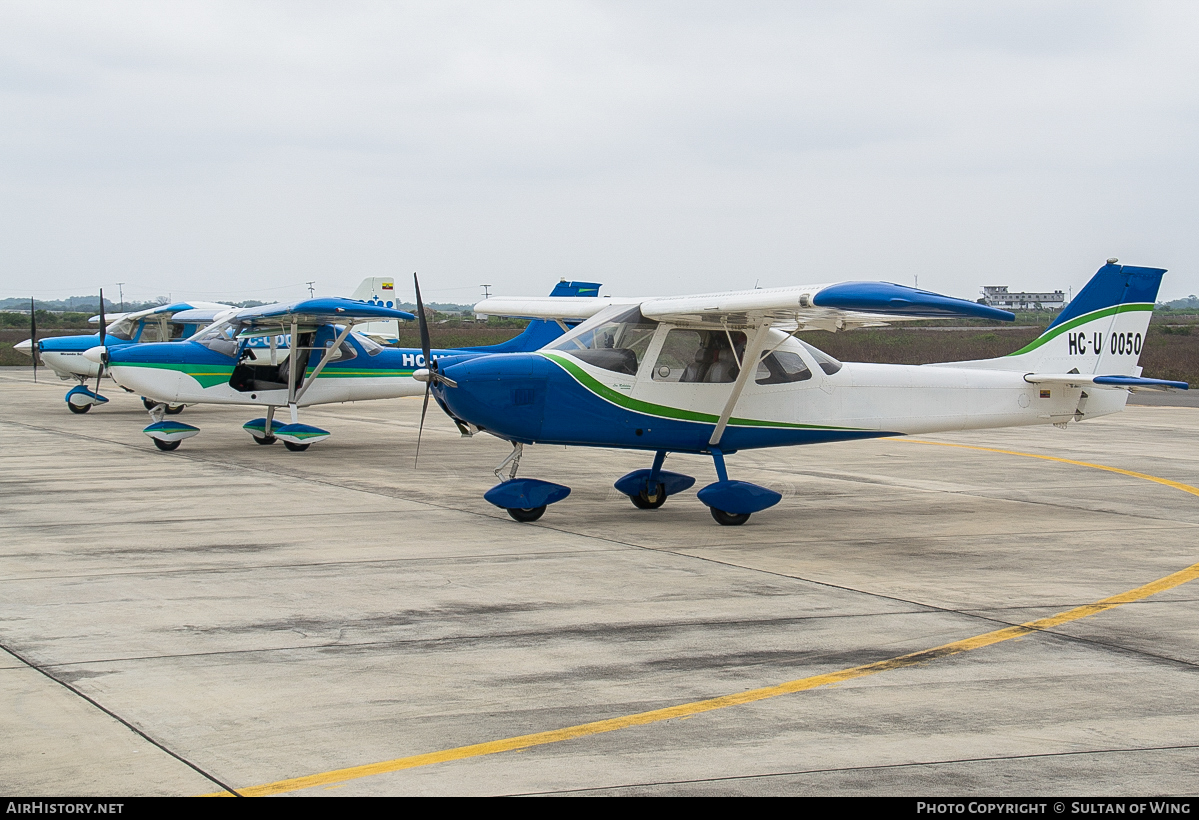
118 361 235 389
118 361 414 389
541 352 863 431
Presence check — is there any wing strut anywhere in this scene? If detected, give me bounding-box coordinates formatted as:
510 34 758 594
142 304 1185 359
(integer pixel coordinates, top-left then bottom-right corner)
292 323 356 405
708 321 772 447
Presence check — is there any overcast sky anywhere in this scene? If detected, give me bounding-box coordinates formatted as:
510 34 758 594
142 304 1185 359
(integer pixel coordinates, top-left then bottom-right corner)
2 1 1197 306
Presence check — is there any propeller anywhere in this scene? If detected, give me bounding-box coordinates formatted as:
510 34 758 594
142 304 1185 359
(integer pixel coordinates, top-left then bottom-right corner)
412 272 457 466
93 288 106 395
29 298 38 383
414 273 432 467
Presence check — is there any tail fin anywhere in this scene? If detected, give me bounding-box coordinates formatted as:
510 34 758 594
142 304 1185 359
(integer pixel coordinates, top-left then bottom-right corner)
350 277 397 305
465 280 603 353
548 280 601 298
952 261 1165 375
350 278 400 342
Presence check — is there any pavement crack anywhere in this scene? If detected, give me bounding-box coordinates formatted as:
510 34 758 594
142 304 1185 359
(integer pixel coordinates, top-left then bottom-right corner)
0 641 243 797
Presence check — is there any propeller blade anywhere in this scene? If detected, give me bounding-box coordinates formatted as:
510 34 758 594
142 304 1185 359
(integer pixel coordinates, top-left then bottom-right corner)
30 298 37 382
413 272 432 369
414 382 431 467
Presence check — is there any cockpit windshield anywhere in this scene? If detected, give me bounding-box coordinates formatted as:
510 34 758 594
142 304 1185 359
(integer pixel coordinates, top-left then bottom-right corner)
546 305 658 376
104 317 137 341
192 319 244 358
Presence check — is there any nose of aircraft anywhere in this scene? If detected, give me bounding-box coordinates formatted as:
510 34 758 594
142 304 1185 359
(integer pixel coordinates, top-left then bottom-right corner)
14 339 33 356
82 345 107 364
435 353 549 441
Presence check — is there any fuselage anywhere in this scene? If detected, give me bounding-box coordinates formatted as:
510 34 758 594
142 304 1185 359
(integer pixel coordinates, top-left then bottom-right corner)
433 326 1128 454
29 315 211 381
107 333 465 407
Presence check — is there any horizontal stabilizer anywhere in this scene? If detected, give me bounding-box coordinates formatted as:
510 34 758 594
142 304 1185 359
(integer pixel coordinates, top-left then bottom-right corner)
1024 373 1189 392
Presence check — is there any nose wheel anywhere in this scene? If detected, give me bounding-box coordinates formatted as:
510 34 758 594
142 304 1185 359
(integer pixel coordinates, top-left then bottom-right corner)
67 402 91 414
153 438 182 452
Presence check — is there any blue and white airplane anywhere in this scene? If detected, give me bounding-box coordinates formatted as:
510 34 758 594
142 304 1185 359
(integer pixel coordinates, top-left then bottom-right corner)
15 278 410 414
15 300 230 413
89 280 600 451
422 260 1188 525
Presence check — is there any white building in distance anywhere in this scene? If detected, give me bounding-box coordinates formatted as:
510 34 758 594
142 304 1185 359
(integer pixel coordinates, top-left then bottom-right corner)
980 286 1067 311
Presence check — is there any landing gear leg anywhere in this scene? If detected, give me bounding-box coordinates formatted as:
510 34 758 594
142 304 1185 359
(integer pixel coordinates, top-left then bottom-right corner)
255 406 278 445
494 441 524 482
696 448 782 526
632 450 668 509
614 450 695 511
482 443 571 522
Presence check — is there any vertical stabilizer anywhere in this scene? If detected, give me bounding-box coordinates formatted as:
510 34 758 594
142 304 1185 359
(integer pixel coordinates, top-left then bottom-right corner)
943 261 1165 376
351 277 400 342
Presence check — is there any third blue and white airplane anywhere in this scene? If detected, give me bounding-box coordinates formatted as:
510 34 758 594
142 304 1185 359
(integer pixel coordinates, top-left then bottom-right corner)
419 260 1188 525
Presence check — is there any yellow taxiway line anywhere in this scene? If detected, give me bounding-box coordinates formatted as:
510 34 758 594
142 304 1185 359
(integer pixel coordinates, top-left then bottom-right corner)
209 441 1199 797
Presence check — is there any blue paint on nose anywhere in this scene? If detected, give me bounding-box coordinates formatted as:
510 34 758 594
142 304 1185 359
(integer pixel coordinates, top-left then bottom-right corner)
436 353 549 442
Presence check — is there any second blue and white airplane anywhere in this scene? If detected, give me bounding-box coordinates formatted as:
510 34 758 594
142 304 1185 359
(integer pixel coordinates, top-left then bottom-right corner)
89 280 599 451
422 260 1188 525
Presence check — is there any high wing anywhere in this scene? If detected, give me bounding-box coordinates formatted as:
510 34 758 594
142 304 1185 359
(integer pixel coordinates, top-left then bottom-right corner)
476 282 1013 330
474 296 640 322
170 307 237 325
1024 373 1188 392
233 297 416 329
90 301 233 328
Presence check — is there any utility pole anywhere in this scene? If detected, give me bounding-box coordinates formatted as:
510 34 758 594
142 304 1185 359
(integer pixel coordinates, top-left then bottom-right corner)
306 281 316 298
481 284 492 299
117 282 125 311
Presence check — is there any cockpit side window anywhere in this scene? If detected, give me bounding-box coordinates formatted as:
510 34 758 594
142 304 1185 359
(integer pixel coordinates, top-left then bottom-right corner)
755 350 812 384
798 340 842 375
138 320 167 343
352 332 385 356
652 329 747 383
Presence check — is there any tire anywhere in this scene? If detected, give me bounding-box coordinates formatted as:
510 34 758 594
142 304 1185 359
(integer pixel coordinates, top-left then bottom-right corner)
710 507 750 526
67 402 91 414
253 435 277 445
153 438 182 451
142 398 158 411
165 404 185 415
507 505 546 522
283 440 310 452
630 483 667 510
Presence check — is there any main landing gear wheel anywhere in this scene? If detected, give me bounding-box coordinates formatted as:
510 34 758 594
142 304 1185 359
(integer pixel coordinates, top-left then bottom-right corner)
283 441 310 452
153 438 182 451
506 505 546 523
631 483 667 510
68 402 91 414
165 404 185 415
254 435 277 445
710 508 750 526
